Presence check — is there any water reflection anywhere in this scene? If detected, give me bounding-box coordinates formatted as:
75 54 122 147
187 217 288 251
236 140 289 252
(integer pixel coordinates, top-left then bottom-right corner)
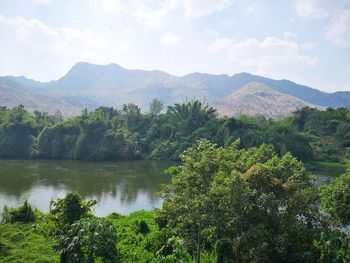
0 160 173 216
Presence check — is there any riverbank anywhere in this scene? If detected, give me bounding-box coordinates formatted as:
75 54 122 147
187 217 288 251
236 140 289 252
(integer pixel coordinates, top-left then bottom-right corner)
305 161 347 173
0 210 214 262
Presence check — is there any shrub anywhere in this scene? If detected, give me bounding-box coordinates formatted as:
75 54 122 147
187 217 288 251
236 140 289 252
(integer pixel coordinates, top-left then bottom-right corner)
133 219 150 234
215 238 234 263
321 172 350 226
50 192 96 225
1 201 35 224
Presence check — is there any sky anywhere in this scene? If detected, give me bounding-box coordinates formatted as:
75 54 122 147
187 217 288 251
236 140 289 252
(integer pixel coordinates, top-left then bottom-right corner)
0 0 349 92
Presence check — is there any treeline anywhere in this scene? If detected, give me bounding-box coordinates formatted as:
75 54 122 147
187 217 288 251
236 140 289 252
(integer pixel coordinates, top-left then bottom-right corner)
1 140 350 262
0 101 349 162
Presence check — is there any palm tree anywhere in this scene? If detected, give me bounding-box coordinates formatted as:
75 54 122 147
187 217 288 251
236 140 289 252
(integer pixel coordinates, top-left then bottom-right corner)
167 100 216 135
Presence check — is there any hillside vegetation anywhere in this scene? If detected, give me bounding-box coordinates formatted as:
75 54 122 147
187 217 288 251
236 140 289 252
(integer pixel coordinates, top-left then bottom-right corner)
213 82 320 118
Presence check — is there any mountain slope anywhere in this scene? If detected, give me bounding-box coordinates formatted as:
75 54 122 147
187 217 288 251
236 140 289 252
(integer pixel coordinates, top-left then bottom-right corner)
213 82 321 118
40 62 350 108
0 78 100 116
228 73 348 108
49 62 174 92
0 62 349 117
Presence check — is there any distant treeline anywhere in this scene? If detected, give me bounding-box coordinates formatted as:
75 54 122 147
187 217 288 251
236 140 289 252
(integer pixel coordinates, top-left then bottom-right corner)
0 100 349 162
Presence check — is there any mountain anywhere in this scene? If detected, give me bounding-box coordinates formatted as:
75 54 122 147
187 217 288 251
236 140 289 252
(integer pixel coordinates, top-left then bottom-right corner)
49 62 174 92
0 81 95 116
213 82 320 118
0 62 349 117
226 73 350 108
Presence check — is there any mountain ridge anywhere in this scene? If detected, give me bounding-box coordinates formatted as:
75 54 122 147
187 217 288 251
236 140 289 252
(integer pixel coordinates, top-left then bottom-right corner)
0 62 349 117
214 82 321 118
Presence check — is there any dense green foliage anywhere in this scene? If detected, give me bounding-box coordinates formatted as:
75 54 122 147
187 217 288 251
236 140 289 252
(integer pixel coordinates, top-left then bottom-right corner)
1 140 350 262
1 104 350 261
1 201 36 224
292 107 350 161
0 222 58 262
161 140 318 262
48 192 117 262
1 102 349 162
321 173 350 226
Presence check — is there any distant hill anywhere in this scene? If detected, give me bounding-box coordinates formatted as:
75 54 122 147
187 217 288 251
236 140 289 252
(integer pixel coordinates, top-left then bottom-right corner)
0 62 349 117
213 82 320 118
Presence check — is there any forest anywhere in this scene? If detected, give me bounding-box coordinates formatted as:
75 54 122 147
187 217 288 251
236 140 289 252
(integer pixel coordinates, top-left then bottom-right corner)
0 139 350 262
1 101 350 262
0 100 349 163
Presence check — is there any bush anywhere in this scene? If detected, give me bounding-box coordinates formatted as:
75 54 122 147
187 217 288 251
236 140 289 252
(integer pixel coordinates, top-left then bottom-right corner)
215 238 234 263
321 172 350 226
0 241 9 257
1 201 35 224
50 192 96 225
133 219 150 234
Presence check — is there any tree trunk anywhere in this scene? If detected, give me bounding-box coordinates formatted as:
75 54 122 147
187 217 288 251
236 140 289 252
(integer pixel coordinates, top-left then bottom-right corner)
87 252 94 263
60 253 67 263
196 223 201 263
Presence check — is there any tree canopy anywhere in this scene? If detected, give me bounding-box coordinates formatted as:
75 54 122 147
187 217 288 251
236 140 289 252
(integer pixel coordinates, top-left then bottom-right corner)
0 103 348 163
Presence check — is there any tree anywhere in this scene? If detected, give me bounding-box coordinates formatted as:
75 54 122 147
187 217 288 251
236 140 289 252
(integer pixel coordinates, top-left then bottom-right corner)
167 101 216 136
50 192 98 262
321 172 350 226
56 217 117 263
51 192 96 225
149 99 164 116
121 103 142 132
0 105 38 158
1 200 35 224
161 139 321 262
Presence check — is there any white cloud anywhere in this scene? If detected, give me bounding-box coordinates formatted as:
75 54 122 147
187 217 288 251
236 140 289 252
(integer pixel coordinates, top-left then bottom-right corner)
295 0 334 19
283 31 298 40
301 42 317 49
182 0 232 18
209 37 234 52
134 1 174 29
294 0 350 48
210 36 318 79
326 9 350 48
161 32 180 46
32 0 52 5
96 0 233 29
0 15 128 79
114 42 130 51
247 3 257 12
97 0 128 12
0 15 109 51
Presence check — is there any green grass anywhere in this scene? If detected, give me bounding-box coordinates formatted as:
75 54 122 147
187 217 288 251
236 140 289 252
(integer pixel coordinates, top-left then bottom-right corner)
1 210 216 262
0 211 159 263
305 161 347 171
0 223 58 263
106 210 160 262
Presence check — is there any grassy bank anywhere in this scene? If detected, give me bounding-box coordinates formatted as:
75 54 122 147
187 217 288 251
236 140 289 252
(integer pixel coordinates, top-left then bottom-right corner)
0 210 214 263
0 222 58 262
305 161 347 171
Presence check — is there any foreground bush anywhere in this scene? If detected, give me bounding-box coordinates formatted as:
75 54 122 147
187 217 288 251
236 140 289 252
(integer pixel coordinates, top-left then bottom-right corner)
49 192 117 263
321 172 350 226
1 201 35 224
160 139 347 262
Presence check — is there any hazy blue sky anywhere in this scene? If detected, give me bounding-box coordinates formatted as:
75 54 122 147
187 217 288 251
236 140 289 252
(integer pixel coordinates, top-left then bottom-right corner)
0 0 349 92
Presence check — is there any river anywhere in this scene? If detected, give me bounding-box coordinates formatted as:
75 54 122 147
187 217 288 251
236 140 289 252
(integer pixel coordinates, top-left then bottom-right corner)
0 159 174 216
0 159 344 217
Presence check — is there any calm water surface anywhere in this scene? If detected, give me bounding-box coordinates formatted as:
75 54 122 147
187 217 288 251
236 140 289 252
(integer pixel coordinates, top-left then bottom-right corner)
0 159 174 216
0 160 345 217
